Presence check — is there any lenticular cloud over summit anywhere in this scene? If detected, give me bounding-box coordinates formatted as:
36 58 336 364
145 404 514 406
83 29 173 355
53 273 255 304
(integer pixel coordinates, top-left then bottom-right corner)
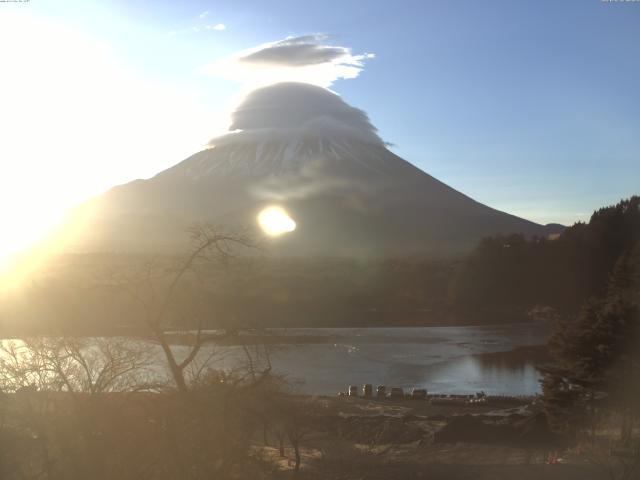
210 82 383 146
203 34 374 88
239 35 352 67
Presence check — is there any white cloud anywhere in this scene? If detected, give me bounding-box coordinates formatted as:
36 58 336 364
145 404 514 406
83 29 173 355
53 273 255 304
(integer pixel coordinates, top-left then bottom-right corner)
202 34 373 88
168 15 225 36
239 35 348 66
210 82 382 145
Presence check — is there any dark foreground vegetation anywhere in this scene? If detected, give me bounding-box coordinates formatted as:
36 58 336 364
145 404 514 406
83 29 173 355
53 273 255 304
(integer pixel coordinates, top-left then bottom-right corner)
0 363 632 480
0 337 278 479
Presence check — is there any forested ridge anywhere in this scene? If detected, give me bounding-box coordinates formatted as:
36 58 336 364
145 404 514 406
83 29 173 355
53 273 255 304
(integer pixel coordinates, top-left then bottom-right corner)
1 197 638 333
450 196 640 315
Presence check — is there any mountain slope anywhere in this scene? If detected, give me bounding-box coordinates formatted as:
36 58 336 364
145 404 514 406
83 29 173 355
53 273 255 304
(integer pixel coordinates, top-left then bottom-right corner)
64 83 561 256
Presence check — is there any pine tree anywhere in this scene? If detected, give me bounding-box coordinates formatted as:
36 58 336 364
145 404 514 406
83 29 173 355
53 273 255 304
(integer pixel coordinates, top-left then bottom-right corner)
541 240 640 440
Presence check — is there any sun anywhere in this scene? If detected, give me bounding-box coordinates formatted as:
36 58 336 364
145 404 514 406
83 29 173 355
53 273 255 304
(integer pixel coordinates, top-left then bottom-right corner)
257 206 296 236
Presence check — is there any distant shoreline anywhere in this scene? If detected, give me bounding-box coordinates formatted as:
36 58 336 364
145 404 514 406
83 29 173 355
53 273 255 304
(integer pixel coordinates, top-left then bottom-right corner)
0 322 549 345
163 322 548 347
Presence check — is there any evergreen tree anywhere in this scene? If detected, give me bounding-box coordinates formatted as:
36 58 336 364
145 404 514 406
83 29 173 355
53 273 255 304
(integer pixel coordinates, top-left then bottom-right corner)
541 240 640 440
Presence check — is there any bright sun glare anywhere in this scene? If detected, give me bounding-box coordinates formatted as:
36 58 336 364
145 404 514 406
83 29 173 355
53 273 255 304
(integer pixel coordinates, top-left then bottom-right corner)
0 12 220 272
257 206 297 237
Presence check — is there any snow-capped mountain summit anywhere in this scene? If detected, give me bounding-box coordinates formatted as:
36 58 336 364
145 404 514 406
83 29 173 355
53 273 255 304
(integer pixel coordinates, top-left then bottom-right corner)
172 136 393 179
165 82 387 179
67 82 561 256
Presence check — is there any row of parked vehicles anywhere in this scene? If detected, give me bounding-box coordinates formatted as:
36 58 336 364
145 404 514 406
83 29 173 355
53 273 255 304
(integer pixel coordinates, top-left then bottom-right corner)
346 384 427 400
341 387 528 405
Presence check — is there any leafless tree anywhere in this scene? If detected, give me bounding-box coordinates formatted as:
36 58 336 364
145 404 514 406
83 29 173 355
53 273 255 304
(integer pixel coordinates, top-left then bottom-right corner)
0 337 158 479
0 337 156 395
265 395 316 473
104 224 261 393
90 225 285 478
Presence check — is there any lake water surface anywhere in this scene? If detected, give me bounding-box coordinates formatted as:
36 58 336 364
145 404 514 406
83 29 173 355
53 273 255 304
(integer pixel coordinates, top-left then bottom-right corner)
180 323 549 396
2 324 549 396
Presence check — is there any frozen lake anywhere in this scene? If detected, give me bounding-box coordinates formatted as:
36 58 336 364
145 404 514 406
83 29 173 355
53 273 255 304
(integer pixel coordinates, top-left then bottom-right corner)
170 323 549 395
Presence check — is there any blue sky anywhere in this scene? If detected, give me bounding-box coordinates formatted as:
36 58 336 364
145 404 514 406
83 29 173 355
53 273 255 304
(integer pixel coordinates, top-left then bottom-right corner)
1 0 639 247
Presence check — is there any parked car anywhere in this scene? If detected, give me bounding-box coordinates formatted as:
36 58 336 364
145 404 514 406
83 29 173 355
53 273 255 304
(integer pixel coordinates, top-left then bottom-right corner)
376 385 386 399
348 385 358 397
411 388 427 399
363 384 373 398
389 387 405 400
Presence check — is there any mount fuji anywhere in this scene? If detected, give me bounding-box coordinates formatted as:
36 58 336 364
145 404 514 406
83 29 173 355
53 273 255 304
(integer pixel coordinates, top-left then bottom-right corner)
67 82 561 257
